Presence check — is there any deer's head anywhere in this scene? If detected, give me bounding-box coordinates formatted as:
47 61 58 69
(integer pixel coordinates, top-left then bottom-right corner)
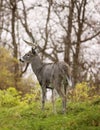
20 48 37 63
20 40 39 63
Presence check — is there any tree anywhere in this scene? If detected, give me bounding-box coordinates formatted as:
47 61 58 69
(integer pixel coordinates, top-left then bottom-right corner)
17 0 100 85
0 0 28 89
0 0 100 89
51 0 100 85
10 0 20 88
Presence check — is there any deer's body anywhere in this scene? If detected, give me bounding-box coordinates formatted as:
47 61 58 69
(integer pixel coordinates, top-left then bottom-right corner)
20 48 72 113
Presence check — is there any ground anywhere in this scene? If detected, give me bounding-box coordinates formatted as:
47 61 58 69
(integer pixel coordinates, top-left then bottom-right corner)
0 99 100 130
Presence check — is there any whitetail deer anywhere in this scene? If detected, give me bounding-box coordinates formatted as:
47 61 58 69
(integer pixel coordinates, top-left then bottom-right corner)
20 42 73 113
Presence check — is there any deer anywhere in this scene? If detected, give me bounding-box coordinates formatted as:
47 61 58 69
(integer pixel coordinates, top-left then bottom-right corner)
20 42 73 113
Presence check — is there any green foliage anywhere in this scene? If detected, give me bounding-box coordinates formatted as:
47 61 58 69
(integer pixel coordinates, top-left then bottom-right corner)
0 99 100 130
71 82 89 102
0 87 21 107
0 86 40 108
0 85 100 130
68 82 100 102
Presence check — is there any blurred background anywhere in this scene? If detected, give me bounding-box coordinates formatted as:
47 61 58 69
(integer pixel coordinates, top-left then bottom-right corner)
0 0 100 94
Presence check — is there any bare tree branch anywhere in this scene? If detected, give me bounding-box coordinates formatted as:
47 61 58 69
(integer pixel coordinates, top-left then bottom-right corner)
81 31 100 43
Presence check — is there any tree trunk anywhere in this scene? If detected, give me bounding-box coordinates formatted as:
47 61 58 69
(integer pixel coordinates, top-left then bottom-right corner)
73 0 86 85
64 0 74 65
64 0 75 86
11 0 19 89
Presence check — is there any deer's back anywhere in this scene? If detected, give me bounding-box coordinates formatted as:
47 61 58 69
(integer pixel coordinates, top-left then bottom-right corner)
40 62 70 87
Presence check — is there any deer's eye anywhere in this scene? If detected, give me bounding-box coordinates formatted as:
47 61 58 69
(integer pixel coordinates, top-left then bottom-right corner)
27 54 30 57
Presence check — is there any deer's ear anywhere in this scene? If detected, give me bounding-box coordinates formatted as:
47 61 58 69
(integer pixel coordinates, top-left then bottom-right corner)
32 48 36 55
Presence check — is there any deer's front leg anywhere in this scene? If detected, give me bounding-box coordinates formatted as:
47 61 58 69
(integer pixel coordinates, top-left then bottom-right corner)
41 86 46 111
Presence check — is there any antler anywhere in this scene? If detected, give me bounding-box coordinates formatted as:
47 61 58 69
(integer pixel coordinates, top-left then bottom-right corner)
23 39 37 49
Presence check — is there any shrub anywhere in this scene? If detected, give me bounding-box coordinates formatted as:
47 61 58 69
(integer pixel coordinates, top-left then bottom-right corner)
0 47 15 89
68 82 100 102
0 87 21 107
0 85 40 108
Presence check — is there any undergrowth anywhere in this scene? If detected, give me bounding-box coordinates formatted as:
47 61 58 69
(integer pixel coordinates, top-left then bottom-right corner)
0 86 100 130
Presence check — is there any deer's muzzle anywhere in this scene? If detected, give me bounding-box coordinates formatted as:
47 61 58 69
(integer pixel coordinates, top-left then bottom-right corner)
19 58 24 63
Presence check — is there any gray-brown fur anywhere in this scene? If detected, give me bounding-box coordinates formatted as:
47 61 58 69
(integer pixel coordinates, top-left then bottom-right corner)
20 48 72 113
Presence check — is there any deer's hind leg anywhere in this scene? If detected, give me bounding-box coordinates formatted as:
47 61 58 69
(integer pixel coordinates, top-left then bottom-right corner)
51 89 56 114
55 82 67 114
41 86 46 111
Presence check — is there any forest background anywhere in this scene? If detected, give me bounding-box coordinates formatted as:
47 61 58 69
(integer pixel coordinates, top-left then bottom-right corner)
0 0 100 130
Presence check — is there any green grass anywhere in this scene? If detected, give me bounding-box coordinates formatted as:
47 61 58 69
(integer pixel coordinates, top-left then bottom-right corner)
0 100 100 130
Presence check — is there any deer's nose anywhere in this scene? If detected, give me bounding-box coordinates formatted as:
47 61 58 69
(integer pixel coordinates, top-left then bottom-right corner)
19 58 24 63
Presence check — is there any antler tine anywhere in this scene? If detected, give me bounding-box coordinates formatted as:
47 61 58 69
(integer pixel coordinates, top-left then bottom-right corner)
23 39 37 49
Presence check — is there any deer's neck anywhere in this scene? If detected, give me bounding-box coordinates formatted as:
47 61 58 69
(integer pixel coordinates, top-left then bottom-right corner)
31 56 43 76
